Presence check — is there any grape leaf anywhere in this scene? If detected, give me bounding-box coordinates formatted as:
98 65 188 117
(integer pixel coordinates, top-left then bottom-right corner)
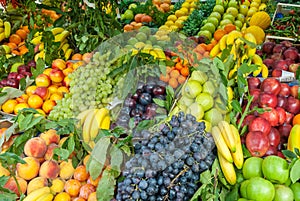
213 57 224 71
88 158 103 181
0 87 24 105
53 148 69 161
109 145 123 173
282 150 298 160
290 159 300 183
96 168 116 201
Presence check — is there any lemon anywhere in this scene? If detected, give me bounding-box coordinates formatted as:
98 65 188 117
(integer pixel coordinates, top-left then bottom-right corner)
243 0 251 7
170 5 174 10
175 10 185 18
174 19 184 28
250 2 260 8
252 0 261 4
190 1 197 8
179 7 189 15
165 20 174 27
181 2 190 9
159 25 169 30
190 8 195 13
247 7 257 17
177 16 188 21
167 14 177 22
170 25 179 31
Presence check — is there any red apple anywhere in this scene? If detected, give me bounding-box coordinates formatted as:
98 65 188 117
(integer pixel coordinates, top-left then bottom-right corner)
264 145 278 156
35 74 51 87
242 114 256 127
263 58 274 68
259 107 279 126
276 107 286 125
259 93 278 108
279 83 291 97
271 69 282 77
260 78 281 95
249 117 271 136
52 59 66 70
16 74 25 81
248 77 261 90
285 112 294 124
277 96 287 108
49 69 64 83
284 47 299 61
270 53 284 62
17 65 28 74
274 60 289 70
278 123 292 138
268 128 281 147
273 44 287 54
286 96 300 114
250 89 261 102
262 42 275 54
22 72 32 77
34 87 50 100
8 72 18 80
246 131 270 157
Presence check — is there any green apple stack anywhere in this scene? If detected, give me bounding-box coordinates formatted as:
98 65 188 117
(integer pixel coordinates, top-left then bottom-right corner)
239 156 298 201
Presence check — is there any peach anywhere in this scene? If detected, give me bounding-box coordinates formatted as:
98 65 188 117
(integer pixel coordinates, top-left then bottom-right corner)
49 69 64 83
79 183 95 199
39 160 60 179
34 86 50 100
24 137 47 158
52 59 66 70
42 100 56 114
59 159 75 180
16 157 40 180
40 129 60 145
27 176 48 194
0 163 10 176
43 68 52 76
62 67 73 76
50 178 65 194
4 176 27 196
87 192 97 201
62 76 70 87
44 143 59 160
35 74 51 87
48 85 58 94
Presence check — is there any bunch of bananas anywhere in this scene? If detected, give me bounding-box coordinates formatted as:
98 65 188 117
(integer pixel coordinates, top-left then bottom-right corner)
77 108 111 149
23 187 53 201
210 30 268 79
0 20 11 42
211 121 244 185
31 27 74 61
287 124 300 153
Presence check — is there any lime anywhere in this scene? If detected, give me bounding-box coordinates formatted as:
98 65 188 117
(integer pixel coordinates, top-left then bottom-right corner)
290 182 300 201
135 32 147 42
250 2 260 8
237 13 246 23
228 0 238 9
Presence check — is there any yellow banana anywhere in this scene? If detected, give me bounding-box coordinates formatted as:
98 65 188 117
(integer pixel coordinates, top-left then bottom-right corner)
100 115 111 130
252 54 263 65
76 109 95 126
219 34 228 51
210 43 220 58
230 44 237 60
234 38 245 47
243 32 257 45
94 108 109 128
54 30 70 42
228 65 238 79
230 125 244 169
0 19 3 27
218 121 236 153
36 193 54 201
287 124 300 153
241 54 248 63
64 48 73 60
39 43 44 51
82 110 97 143
31 36 42 45
0 27 4 33
89 109 101 141
4 21 11 38
261 64 268 78
218 151 237 185
252 65 262 77
34 31 42 37
247 47 256 58
0 32 5 42
226 31 242 46
51 27 64 35
211 126 233 163
23 187 51 201
61 43 70 53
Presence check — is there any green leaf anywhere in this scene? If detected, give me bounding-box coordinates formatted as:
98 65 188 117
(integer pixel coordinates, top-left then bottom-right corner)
213 57 225 71
89 137 111 179
135 120 155 132
290 159 300 183
96 169 116 201
152 98 166 108
68 135 75 153
242 144 252 158
0 152 25 167
24 116 44 130
231 100 242 113
225 184 239 201
282 150 298 160
0 87 24 105
109 145 123 173
53 148 69 161
200 169 213 185
238 63 258 75
120 145 131 156
32 58 45 79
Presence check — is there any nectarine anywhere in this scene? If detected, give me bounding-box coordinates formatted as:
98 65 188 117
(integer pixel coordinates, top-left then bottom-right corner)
24 137 47 158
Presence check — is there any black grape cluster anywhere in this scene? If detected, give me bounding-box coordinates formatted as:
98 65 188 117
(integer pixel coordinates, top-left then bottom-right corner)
115 112 216 201
114 83 167 128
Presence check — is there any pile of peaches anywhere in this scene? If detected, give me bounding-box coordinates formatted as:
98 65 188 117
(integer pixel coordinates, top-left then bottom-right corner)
1 129 98 200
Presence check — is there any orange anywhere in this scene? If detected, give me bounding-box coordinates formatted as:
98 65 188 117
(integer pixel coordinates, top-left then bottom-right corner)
177 75 187 84
14 103 29 115
73 198 86 201
1 99 18 114
50 93 63 101
292 114 300 125
160 3 170 12
21 26 30 33
57 86 69 94
9 34 22 45
175 62 183 70
28 94 43 109
170 69 180 78
203 51 210 58
64 179 81 197
197 43 207 51
11 50 20 55
42 100 56 113
82 53 93 63
73 165 89 182
210 39 218 46
71 53 82 61
54 192 71 201
19 47 29 55
214 29 227 41
79 183 95 200
180 67 189 77
173 57 180 63
206 44 214 52
166 66 172 73
168 77 178 88
87 192 97 201
16 29 28 40
16 94 29 104
6 42 17 50
224 24 236 33
123 24 134 32
134 14 145 23
159 73 170 82
26 86 37 96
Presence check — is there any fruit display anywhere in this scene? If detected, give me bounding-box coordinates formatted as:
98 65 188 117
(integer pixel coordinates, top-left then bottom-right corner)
1 0 300 200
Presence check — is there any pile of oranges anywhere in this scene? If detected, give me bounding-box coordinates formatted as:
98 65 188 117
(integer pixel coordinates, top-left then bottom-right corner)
152 0 172 13
160 56 190 88
3 26 30 56
123 13 153 32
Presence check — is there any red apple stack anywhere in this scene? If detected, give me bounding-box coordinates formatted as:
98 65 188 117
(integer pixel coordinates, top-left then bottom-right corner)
244 77 300 158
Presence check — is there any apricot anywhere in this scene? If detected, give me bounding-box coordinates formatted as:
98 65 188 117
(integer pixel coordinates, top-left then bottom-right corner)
54 192 71 201
27 177 48 194
73 197 86 201
87 192 97 201
16 157 40 180
73 165 89 182
50 178 65 194
64 179 81 197
87 175 101 187
40 129 60 145
44 143 59 160
79 183 95 199
4 176 27 196
83 155 90 166
0 162 10 176
39 160 60 179
59 159 75 180
24 137 47 158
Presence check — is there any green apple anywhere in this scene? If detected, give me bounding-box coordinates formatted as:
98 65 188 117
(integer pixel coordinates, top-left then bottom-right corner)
239 4 249 16
237 13 245 23
226 7 239 17
139 26 151 36
290 182 300 201
136 32 148 42
210 12 222 20
123 9 134 20
220 19 233 26
237 199 252 201
201 23 216 33
195 92 214 111
213 5 225 15
242 157 263 179
124 44 133 51
246 177 275 201
186 102 204 121
1 45 11 54
128 37 139 46
202 80 216 96
182 80 202 99
206 17 219 28
262 155 289 184
240 180 250 198
228 0 238 9
274 184 294 201
178 96 194 107
204 108 223 126
190 70 208 84
197 30 212 40
128 3 137 9
223 14 235 23
234 20 243 29
149 35 157 45
10 62 24 73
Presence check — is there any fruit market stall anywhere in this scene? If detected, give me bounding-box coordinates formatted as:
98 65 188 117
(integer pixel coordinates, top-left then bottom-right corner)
0 0 300 201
